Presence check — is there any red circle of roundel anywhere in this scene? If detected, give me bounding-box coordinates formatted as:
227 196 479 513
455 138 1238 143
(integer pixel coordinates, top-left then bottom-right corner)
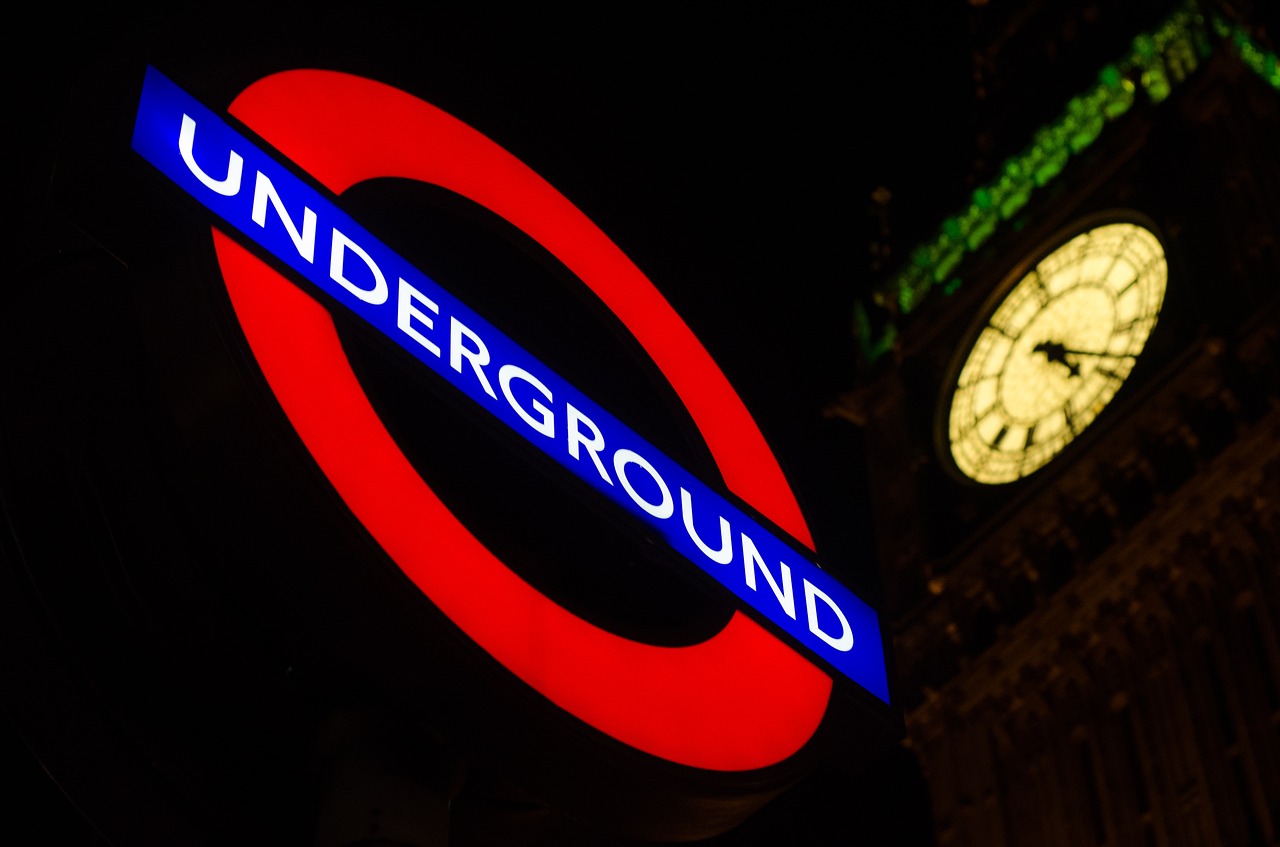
213 70 832 771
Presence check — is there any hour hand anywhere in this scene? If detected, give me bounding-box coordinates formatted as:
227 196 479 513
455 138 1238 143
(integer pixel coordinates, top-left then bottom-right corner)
1031 340 1081 377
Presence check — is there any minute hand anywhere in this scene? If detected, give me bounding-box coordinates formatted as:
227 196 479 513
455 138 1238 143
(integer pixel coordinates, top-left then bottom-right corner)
1056 348 1136 359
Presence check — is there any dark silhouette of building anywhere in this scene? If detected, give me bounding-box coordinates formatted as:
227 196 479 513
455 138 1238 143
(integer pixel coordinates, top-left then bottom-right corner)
829 1 1280 844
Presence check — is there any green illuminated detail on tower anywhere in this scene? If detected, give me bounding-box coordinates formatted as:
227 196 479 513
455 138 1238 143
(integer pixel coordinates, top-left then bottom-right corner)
860 0 1274 364
1213 14 1280 91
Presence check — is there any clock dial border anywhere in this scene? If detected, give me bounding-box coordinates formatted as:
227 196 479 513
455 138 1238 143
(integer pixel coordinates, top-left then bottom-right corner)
936 211 1168 486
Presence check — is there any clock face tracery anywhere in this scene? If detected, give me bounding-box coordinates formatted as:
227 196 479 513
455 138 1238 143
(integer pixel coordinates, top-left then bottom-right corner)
945 219 1168 485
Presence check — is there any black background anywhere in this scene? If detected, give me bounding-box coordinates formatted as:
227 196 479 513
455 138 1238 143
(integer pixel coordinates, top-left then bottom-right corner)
3 3 996 844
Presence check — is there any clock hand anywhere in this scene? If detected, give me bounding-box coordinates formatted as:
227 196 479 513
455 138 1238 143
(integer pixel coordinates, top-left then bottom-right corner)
1033 340 1136 378
1054 347 1137 360
1030 340 1081 377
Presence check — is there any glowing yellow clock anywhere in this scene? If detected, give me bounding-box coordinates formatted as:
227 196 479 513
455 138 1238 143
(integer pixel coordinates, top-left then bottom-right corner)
944 218 1167 484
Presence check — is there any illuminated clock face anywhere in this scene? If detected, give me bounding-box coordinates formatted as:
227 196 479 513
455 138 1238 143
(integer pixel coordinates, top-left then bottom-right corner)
945 220 1167 484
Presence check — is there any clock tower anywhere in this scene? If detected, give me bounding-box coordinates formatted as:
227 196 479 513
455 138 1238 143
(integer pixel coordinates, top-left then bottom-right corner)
830 1 1280 844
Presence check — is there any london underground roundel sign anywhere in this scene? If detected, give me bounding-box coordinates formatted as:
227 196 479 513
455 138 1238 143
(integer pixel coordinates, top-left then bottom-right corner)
131 67 889 772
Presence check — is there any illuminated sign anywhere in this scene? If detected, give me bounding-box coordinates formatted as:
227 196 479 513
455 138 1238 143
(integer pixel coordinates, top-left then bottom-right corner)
131 66 889 770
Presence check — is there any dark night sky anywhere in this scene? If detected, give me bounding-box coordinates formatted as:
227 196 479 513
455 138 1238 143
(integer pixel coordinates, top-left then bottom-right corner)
19 2 978 580
8 4 993 845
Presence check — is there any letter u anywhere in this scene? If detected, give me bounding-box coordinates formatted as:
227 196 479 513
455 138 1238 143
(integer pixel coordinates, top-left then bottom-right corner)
680 488 733 565
179 114 243 196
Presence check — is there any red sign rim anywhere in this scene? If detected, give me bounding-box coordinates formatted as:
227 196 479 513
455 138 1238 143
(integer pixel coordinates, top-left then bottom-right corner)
213 69 831 771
